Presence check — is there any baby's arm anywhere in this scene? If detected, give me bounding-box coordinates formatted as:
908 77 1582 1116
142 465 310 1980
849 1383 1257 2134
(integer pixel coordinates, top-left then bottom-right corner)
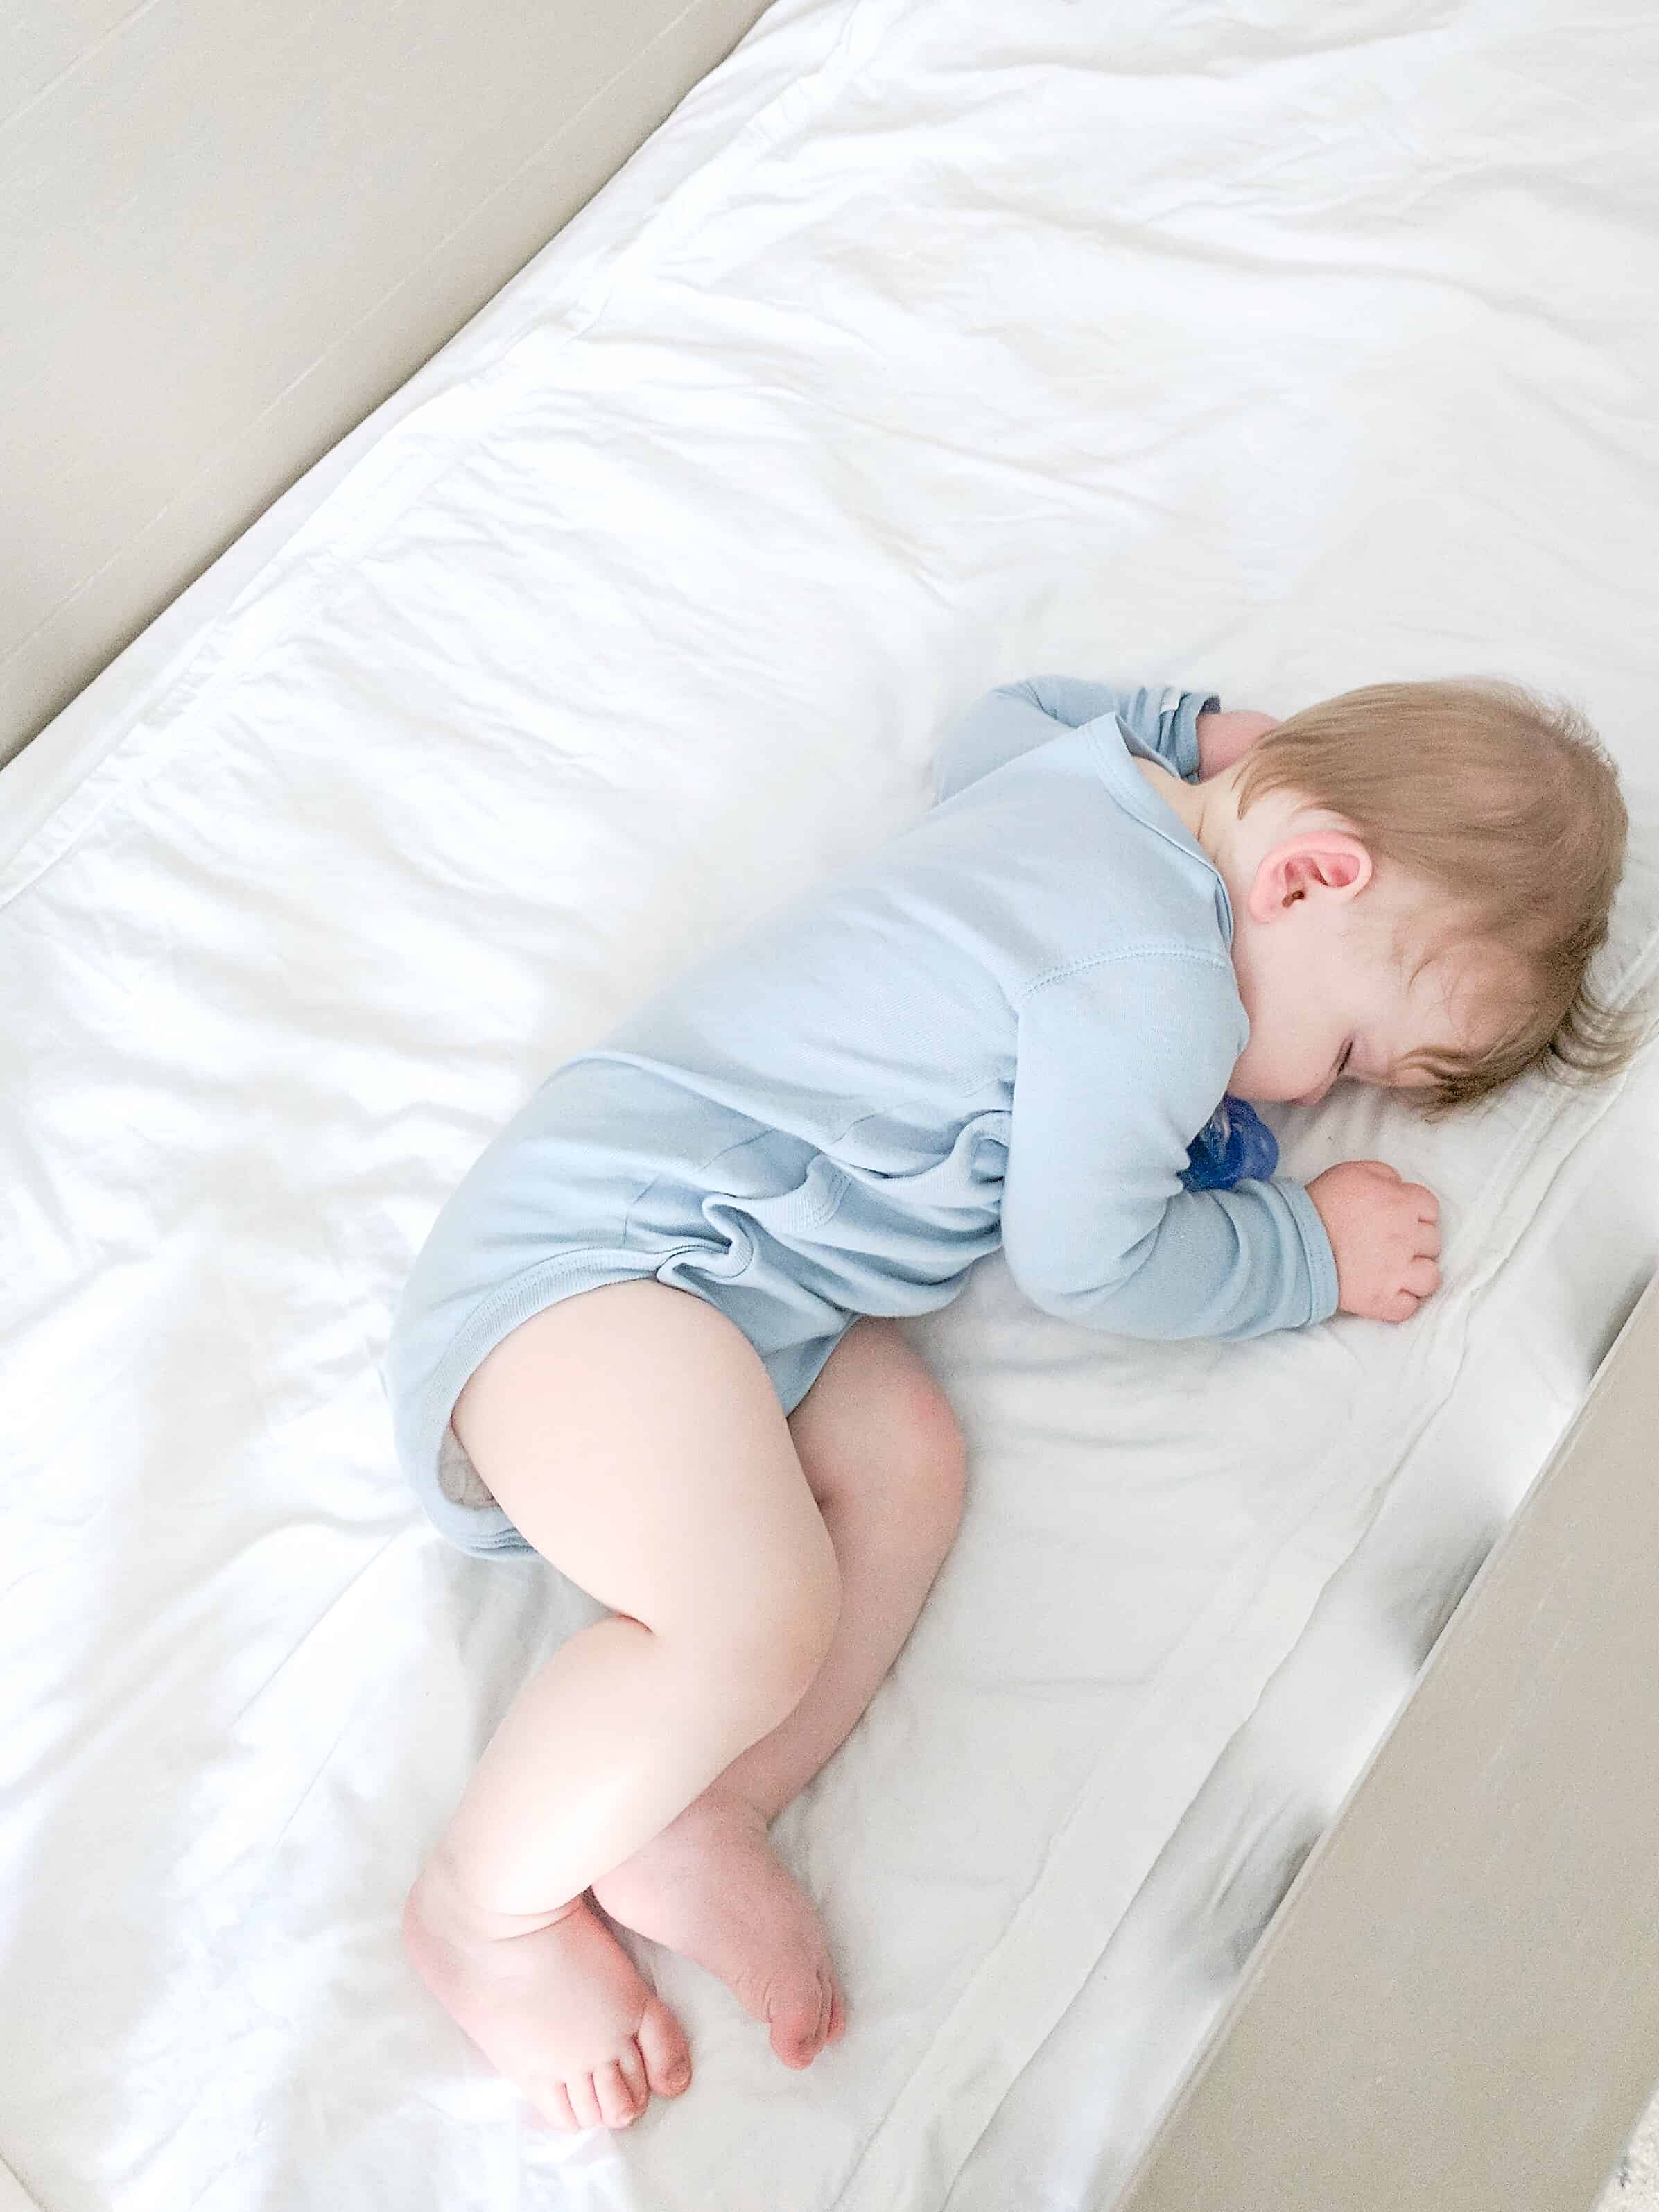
1002 953 1339 1340
931 674 1220 804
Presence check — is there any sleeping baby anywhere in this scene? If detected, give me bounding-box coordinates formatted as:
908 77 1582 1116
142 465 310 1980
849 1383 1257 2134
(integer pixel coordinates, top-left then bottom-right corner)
381 671 1635 2132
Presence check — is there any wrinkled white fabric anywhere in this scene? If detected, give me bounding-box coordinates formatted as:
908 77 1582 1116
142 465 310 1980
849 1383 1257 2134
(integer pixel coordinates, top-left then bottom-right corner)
2 1 1657 2206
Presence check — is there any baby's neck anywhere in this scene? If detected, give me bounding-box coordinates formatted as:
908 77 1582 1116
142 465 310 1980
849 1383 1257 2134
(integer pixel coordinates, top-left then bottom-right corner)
1131 754 1233 867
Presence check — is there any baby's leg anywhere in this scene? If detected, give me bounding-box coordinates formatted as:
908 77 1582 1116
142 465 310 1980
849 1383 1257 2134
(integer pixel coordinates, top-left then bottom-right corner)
591 1317 967 2066
402 1279 841 2132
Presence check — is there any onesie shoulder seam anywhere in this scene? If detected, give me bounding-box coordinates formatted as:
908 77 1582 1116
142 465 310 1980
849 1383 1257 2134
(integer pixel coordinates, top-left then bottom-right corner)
1016 942 1235 1007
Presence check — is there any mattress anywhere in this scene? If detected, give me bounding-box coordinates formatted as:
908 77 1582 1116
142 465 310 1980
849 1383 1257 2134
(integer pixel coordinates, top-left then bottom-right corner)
3 1 1657 2206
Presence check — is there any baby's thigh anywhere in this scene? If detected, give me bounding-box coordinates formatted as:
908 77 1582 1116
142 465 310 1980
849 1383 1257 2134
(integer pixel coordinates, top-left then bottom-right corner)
451 1279 837 1659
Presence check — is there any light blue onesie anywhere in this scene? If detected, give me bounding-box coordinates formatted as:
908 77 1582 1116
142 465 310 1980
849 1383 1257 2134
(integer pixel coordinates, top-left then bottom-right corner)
382 676 1341 1558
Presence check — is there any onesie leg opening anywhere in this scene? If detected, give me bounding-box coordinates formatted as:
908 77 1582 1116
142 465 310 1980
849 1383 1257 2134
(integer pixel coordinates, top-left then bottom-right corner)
437 1422 498 1511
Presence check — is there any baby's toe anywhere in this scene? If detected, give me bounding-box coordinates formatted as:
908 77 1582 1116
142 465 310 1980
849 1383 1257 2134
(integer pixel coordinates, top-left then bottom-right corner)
529 2081 582 2132
616 2041 648 2107
637 1996 693 2098
767 1976 830 2069
564 2071 605 2132
593 2058 643 2129
802 1969 833 2061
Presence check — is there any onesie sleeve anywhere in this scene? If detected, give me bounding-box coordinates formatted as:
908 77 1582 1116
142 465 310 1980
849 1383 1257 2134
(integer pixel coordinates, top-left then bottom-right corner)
1001 951 1339 1339
930 675 1221 805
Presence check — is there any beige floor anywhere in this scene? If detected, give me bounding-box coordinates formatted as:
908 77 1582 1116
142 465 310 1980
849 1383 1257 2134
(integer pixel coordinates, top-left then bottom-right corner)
1598 2082 1659 2209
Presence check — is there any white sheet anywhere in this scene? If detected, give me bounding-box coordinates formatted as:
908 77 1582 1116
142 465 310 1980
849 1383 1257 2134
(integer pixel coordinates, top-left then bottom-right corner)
3 1 1657 2206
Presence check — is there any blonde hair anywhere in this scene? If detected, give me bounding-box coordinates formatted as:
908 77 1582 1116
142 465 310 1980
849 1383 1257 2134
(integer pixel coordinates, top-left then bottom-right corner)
1231 678 1649 1115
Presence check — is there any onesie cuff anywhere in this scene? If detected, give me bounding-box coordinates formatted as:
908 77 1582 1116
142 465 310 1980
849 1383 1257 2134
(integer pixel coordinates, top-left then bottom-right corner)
1172 689 1222 783
1280 1177 1341 1323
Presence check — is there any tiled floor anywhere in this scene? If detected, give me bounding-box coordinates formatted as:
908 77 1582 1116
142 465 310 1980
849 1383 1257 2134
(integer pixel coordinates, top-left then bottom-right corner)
1598 2082 1659 2209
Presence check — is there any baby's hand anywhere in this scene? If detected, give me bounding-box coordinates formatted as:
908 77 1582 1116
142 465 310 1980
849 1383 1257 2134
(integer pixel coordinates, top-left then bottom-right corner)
1194 709 1279 779
1305 1160 1442 1324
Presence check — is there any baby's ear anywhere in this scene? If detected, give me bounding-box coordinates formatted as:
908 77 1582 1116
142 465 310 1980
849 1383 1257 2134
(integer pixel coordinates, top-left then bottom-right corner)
1250 833 1371 919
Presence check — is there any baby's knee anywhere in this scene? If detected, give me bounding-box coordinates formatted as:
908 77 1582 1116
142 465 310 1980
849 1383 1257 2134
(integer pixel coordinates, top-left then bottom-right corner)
907 1383 968 1541
873 1370 967 1555
793 1327 967 1548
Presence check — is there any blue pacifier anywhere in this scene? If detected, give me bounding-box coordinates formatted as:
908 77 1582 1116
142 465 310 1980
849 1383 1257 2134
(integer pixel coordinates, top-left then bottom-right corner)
1179 1095 1279 1192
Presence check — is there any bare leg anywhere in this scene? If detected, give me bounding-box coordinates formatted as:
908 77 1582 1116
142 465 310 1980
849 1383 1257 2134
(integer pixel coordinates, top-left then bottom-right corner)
590 1317 967 2066
401 1279 842 2132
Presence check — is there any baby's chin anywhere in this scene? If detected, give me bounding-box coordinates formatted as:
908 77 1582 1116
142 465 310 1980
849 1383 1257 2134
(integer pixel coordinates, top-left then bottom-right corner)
1229 1083 1312 1109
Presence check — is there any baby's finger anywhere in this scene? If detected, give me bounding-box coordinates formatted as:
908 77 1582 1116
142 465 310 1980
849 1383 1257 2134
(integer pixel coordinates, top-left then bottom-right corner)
1407 1183 1439 1223
1402 1256 1441 1300
1415 1219 1442 1261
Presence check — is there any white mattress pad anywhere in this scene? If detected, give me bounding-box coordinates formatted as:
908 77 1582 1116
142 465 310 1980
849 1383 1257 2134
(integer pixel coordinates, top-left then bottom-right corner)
3 2 1657 2206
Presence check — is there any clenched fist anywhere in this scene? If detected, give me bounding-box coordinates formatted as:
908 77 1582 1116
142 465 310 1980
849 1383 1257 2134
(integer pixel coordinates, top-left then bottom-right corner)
1306 1160 1442 1324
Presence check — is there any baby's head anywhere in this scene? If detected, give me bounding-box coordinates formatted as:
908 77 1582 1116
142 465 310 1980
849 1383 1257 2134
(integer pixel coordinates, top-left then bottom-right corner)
1205 679 1644 1116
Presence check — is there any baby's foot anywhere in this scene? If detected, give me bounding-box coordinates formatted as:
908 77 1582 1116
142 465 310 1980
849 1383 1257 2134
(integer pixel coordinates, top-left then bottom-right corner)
590 1786 847 2070
403 1860 691 2131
